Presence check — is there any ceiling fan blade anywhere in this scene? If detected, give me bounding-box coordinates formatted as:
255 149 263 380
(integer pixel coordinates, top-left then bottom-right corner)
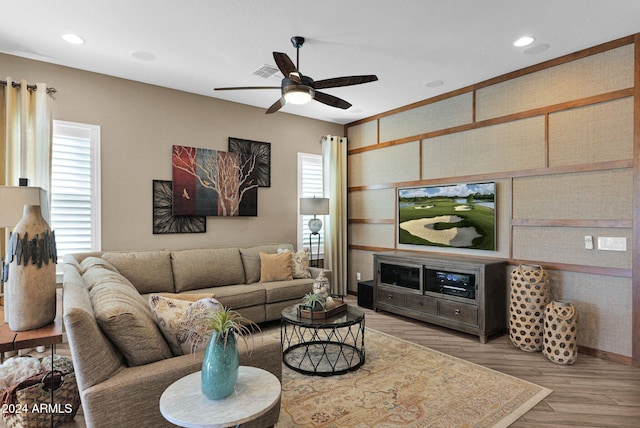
266 97 286 114
273 52 299 82
314 75 378 90
214 86 280 91
313 91 352 110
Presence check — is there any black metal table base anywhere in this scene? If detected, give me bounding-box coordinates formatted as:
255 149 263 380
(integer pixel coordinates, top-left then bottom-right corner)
281 311 365 376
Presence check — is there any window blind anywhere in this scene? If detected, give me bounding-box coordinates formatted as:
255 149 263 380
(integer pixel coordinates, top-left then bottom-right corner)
51 122 100 263
298 153 325 252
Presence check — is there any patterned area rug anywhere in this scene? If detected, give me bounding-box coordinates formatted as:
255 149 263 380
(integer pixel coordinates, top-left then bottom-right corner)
276 328 552 427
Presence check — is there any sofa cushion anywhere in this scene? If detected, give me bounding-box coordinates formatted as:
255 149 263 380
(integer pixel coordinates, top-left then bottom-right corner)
172 248 245 292
156 292 216 301
80 256 119 273
90 280 173 366
102 251 174 294
195 284 265 311
239 245 280 284
262 278 315 304
82 263 137 292
259 251 293 283
149 294 223 355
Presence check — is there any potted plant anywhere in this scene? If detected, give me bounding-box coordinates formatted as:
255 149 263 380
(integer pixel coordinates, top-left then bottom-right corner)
302 292 326 312
200 307 259 400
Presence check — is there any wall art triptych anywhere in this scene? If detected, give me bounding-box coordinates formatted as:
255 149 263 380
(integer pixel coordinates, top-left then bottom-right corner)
153 137 271 234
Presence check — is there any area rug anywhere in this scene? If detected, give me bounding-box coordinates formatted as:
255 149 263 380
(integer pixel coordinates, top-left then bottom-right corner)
275 328 552 428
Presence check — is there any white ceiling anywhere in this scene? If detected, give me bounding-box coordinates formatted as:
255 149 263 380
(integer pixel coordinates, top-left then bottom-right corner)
2 1 640 125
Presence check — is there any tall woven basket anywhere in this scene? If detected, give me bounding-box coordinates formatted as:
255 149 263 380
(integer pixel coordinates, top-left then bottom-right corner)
543 300 578 365
509 264 550 352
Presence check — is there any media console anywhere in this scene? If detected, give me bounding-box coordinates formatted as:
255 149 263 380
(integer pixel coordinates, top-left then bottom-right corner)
373 251 506 343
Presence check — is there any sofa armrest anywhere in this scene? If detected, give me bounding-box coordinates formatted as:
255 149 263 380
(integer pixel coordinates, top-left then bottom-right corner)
80 335 282 428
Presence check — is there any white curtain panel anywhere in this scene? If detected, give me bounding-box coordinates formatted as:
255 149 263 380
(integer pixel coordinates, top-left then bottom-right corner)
321 135 347 296
3 77 52 191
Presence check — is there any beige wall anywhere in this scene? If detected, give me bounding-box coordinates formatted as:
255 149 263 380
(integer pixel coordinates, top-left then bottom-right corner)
2 53 343 251
346 41 636 358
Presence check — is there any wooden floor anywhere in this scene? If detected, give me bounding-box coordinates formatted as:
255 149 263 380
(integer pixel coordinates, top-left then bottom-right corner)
349 295 640 428
4 295 639 427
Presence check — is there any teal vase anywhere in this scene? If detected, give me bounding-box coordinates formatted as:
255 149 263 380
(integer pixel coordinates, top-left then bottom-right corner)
201 331 239 400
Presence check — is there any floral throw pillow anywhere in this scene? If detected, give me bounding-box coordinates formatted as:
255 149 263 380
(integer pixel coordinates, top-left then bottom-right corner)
149 295 223 356
278 248 311 279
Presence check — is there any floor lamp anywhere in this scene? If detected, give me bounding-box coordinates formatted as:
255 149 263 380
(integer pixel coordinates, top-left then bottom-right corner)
299 197 329 268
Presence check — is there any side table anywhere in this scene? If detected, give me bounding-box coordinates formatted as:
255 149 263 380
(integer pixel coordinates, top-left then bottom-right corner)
159 366 281 428
0 294 63 359
0 295 64 428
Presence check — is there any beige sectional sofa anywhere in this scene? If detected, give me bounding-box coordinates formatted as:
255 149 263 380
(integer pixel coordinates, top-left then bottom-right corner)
62 243 324 428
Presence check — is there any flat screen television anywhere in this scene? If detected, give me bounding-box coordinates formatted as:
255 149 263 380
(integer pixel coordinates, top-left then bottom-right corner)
398 182 496 250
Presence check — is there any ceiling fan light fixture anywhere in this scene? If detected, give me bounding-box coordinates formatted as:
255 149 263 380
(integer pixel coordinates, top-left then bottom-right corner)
284 86 314 104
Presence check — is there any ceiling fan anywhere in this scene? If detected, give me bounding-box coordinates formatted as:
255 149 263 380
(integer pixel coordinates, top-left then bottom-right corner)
214 36 378 114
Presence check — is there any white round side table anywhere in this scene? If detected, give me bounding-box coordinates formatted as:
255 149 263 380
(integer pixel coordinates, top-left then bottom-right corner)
159 366 281 428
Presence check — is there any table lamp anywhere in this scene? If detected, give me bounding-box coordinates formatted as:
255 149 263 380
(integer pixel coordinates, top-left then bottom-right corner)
299 197 329 267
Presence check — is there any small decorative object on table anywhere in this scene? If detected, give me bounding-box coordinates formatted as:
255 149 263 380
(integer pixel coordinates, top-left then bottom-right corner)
313 269 330 298
200 307 259 400
7 204 57 331
299 294 346 319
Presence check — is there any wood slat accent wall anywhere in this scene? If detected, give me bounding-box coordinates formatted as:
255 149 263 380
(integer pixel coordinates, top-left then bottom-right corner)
345 35 639 366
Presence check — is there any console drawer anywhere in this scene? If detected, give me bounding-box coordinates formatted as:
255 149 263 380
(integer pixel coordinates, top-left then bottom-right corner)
406 295 437 315
376 287 406 307
438 300 478 326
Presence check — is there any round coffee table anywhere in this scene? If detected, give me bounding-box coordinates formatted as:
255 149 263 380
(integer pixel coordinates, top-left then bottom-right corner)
159 366 281 428
280 304 365 376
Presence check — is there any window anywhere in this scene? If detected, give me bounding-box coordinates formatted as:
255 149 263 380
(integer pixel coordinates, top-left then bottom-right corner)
297 153 324 255
51 121 101 272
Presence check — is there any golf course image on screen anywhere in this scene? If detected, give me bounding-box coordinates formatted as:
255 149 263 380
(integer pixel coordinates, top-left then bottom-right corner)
398 182 496 250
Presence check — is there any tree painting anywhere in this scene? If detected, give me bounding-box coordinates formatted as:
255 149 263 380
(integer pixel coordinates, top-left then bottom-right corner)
172 145 258 216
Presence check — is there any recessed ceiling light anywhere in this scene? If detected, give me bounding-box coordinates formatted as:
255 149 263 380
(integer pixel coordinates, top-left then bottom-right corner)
62 34 85 45
130 50 156 61
514 36 535 47
424 80 444 88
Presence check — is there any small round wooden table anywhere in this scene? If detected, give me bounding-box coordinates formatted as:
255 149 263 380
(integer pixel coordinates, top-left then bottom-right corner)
159 366 281 428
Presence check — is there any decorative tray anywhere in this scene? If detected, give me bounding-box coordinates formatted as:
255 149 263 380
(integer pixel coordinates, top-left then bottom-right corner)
298 301 347 319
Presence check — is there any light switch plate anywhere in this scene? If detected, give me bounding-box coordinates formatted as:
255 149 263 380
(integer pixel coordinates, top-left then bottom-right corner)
597 237 627 251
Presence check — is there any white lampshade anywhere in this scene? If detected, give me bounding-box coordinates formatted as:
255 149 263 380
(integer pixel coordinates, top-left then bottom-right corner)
284 87 313 105
0 186 49 227
299 197 329 216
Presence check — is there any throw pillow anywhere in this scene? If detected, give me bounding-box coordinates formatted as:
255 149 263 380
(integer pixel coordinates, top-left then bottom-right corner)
0 357 43 390
90 281 173 366
278 248 311 279
149 295 223 355
259 251 293 282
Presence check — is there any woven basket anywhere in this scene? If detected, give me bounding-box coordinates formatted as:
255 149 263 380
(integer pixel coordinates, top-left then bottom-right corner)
509 264 550 352
2 371 81 428
543 301 578 365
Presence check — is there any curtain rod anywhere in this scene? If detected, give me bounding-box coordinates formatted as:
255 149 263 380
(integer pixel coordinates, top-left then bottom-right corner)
0 80 57 95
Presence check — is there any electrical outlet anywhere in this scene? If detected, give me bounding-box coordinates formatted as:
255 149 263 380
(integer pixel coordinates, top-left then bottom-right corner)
584 235 594 250
356 272 361 281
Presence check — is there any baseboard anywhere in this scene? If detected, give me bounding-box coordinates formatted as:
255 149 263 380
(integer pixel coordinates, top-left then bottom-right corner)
578 345 632 366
